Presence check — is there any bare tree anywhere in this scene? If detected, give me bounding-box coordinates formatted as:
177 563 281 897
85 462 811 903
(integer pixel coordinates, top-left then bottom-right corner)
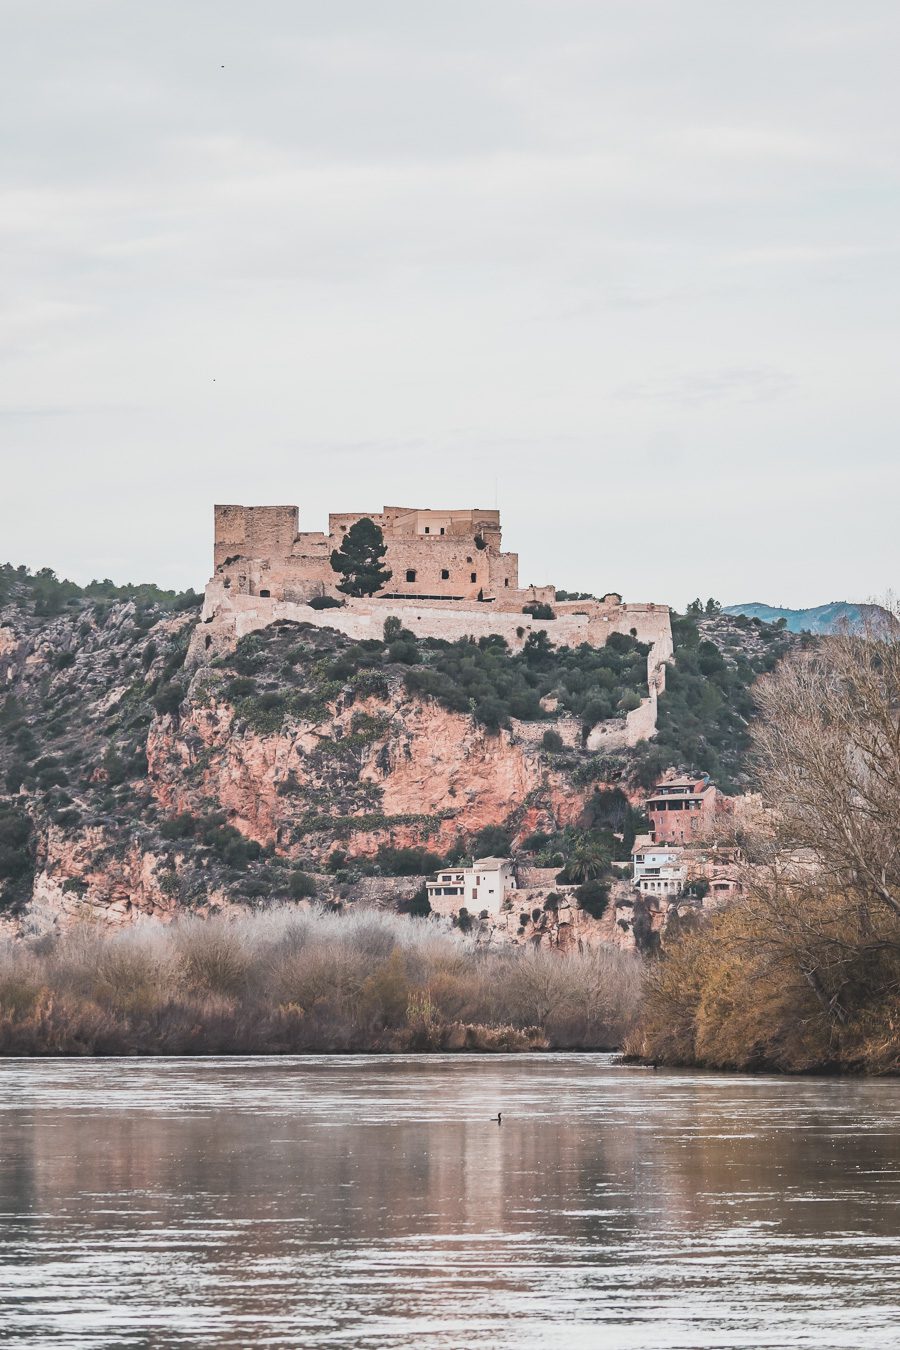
752 603 900 921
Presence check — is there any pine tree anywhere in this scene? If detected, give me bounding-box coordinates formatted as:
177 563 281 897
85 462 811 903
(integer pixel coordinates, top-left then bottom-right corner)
329 518 392 597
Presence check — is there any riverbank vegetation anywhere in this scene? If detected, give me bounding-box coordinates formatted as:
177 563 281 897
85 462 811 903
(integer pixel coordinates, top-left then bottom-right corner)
628 615 900 1073
0 908 643 1056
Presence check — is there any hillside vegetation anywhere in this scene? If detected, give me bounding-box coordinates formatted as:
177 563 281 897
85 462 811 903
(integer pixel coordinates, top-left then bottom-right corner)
631 607 797 792
0 908 643 1054
629 620 900 1073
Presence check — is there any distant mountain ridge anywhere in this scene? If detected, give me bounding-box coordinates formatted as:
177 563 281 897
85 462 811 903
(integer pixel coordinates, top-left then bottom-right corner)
723 601 895 635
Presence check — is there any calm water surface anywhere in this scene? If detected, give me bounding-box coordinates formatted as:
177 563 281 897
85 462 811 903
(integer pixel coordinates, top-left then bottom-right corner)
0 1054 899 1348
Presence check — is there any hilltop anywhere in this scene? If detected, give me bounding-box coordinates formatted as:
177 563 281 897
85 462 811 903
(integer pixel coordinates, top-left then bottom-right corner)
723 600 894 635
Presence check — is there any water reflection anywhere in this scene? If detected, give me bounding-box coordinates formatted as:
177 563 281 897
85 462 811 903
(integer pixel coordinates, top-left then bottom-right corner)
0 1055 899 1347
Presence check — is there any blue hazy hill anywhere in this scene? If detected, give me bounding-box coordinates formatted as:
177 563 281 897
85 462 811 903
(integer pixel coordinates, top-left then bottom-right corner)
723 601 893 634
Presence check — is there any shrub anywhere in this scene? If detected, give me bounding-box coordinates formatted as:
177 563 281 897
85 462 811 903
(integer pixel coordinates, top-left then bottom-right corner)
575 878 611 920
225 676 256 700
376 846 445 876
522 603 555 620
470 825 512 858
387 639 419 665
541 728 564 751
159 813 196 841
396 885 431 918
308 595 343 610
522 831 550 852
288 870 318 899
152 682 183 717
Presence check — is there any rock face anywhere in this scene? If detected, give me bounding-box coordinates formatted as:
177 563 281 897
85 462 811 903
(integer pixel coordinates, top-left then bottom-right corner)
147 678 592 863
29 825 181 930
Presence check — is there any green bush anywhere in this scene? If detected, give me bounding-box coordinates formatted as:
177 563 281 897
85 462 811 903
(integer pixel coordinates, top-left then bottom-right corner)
308 595 343 610
541 728 564 751
159 813 196 840
470 825 512 857
376 845 445 876
225 676 256 699
387 639 419 665
152 682 183 717
397 884 432 917
575 878 611 919
288 870 318 899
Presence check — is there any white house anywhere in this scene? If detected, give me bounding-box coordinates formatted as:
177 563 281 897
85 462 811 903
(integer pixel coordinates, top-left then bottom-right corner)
631 835 686 897
426 858 517 918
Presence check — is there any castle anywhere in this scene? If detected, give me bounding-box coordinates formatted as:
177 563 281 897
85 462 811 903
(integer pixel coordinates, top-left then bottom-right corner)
195 503 673 745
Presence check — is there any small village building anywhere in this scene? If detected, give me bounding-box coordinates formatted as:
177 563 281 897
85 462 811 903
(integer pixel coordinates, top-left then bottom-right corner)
645 773 730 844
631 836 687 897
426 858 517 918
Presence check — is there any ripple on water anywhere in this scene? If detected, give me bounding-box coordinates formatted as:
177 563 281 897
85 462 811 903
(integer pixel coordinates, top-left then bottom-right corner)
0 1055 899 1348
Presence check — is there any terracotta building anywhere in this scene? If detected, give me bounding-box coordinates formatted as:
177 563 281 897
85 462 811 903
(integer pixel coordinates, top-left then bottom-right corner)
645 773 731 845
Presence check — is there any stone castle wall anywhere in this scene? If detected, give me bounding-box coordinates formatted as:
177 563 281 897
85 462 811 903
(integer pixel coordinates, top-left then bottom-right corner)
198 584 672 659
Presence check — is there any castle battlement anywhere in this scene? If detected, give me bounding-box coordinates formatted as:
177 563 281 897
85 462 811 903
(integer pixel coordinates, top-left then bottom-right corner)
212 503 541 606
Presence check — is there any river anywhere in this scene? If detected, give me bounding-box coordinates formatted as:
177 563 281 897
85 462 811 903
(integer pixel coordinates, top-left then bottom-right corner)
0 1054 899 1348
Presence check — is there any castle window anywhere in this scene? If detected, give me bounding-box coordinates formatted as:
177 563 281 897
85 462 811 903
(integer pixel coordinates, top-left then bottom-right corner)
259 589 270 597
504 578 509 587
440 527 445 535
471 572 477 583
466 556 472 563
441 569 450 580
424 527 430 534
406 569 417 582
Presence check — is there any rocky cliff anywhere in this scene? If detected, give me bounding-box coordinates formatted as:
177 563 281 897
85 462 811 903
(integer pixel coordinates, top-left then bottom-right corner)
0 567 792 937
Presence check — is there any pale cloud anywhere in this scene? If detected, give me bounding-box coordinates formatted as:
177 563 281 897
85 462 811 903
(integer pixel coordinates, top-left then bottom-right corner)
0 0 898 607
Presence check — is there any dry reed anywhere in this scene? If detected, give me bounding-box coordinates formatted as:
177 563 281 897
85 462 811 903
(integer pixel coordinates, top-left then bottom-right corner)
0 908 644 1056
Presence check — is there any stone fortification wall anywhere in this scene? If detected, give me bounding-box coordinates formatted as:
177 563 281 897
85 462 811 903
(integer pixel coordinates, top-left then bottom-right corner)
511 714 583 750
587 681 658 751
198 584 671 663
517 866 564 888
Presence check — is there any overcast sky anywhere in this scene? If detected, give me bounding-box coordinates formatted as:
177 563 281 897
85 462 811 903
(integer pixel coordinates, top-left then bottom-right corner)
2 1 898 608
